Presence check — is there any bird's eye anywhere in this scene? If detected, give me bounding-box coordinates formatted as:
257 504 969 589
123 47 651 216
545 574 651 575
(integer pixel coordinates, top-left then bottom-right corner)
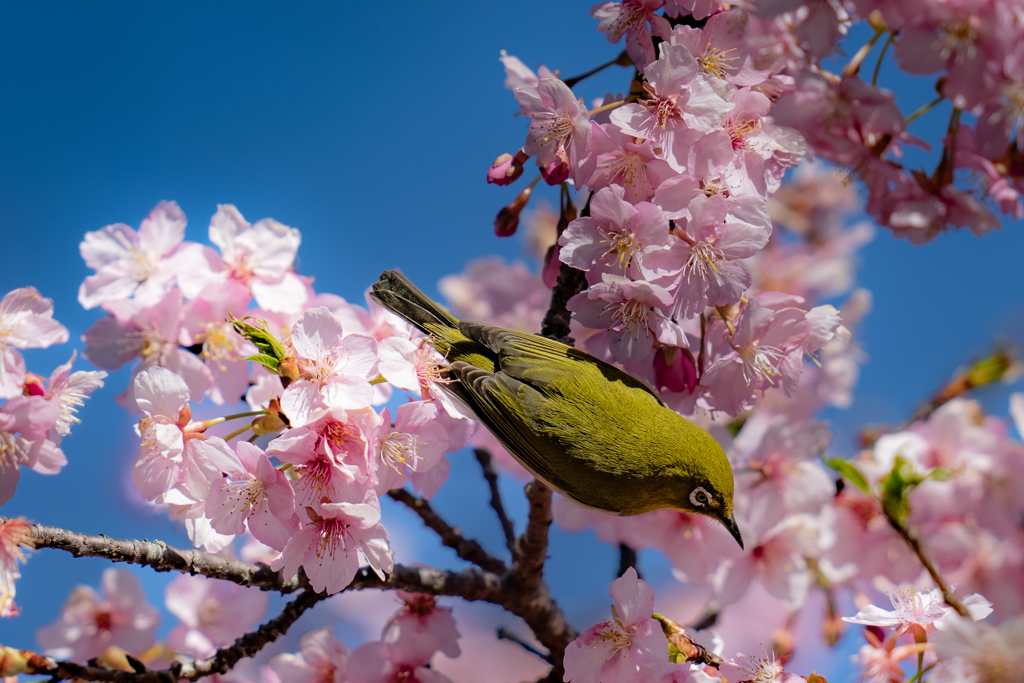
689 487 712 508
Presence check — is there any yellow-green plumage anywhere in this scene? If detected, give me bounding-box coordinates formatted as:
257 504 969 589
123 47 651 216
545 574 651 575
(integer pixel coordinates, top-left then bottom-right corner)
371 270 743 548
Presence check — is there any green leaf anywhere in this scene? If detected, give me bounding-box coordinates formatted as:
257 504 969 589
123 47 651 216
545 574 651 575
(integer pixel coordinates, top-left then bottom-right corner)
930 467 954 482
880 456 925 525
246 353 281 373
827 458 870 494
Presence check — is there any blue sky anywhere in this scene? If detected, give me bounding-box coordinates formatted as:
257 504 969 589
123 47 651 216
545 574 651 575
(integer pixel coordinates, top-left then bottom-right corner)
1 2 1022 680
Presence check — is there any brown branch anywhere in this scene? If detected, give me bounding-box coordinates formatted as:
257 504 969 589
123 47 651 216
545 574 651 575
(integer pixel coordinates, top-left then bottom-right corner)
474 448 517 556
386 489 508 575
26 520 304 593
43 589 325 682
883 511 970 617
539 263 587 345
618 543 640 579
513 480 553 590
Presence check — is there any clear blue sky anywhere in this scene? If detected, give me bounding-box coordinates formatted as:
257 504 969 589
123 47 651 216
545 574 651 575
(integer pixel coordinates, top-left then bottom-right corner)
1 2 1022 680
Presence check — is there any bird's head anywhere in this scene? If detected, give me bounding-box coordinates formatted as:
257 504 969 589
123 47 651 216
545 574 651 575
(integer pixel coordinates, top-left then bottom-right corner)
674 434 743 549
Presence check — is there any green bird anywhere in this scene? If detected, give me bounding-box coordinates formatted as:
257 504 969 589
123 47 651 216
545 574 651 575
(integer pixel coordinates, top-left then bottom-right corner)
371 269 743 548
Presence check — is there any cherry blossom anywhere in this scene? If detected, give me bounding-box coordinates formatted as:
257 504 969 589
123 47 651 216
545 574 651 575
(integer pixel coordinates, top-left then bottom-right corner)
371 402 449 495
563 567 673 683
843 586 993 637
585 124 676 202
0 394 66 505
567 273 684 364
0 287 70 399
591 0 670 70
36 568 159 662
182 279 255 405
270 626 349 683
280 307 379 427
206 441 299 550
78 201 201 309
381 592 461 666
347 640 454 683
930 616 1024 683
34 352 106 442
131 366 240 503
513 78 593 184
271 486 393 595
165 573 269 658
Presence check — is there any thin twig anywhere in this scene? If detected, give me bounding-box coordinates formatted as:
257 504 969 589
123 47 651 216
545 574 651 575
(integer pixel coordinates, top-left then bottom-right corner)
28 520 305 593
497 627 552 663
563 51 628 89
883 511 970 617
387 489 508 575
474 448 517 556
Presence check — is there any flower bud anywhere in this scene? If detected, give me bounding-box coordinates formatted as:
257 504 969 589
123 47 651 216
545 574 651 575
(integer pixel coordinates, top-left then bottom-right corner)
22 373 45 397
486 150 528 186
654 346 698 394
540 154 570 185
495 186 533 237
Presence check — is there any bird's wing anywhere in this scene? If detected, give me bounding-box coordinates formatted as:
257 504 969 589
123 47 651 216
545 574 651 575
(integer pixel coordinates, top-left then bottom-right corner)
447 360 572 495
457 320 663 403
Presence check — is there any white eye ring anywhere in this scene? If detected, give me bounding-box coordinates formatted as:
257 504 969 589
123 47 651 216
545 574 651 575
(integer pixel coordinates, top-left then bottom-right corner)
689 487 712 508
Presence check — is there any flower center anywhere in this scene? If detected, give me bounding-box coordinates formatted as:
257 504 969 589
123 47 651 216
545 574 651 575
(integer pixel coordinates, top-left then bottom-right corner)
314 518 354 561
200 322 240 371
939 19 978 60
725 117 761 150
604 299 651 336
601 229 640 272
699 46 738 80
684 242 724 283
737 343 784 386
0 432 30 473
607 151 649 193
380 431 421 473
536 113 575 148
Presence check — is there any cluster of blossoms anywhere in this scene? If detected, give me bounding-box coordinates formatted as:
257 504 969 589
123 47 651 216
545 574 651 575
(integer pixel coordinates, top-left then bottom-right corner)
0 286 106 616
74 201 479 596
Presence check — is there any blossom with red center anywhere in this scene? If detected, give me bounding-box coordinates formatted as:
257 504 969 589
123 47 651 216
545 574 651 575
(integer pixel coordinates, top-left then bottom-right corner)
36 568 159 662
590 0 670 70
271 486 393 595
165 573 269 658
270 626 350 683
370 402 450 497
513 78 593 185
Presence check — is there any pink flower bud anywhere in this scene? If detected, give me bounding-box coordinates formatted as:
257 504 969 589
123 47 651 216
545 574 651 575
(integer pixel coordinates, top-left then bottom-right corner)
654 346 698 394
540 153 570 185
494 186 533 237
486 150 527 186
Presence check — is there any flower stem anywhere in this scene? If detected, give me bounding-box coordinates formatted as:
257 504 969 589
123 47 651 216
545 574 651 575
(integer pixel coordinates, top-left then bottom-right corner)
564 51 628 89
871 32 894 86
905 96 944 124
589 95 636 117
842 25 885 77
223 424 252 442
221 410 267 421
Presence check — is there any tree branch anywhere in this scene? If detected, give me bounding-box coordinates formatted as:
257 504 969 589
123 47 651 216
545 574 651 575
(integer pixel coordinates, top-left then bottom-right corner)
474 448 516 557
513 480 552 590
539 263 586 345
883 511 970 617
43 589 326 682
386 489 508 575
26 520 304 593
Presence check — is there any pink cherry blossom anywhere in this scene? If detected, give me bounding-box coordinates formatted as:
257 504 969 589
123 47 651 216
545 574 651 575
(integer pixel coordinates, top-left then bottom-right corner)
558 186 673 283
513 78 592 185
266 407 378 504
591 0 670 70
843 586 993 637
377 336 460 415
165 573 269 658
563 567 671 683
930 616 1024 683
37 352 106 442
82 288 214 409
371 402 450 496
78 201 200 309
281 307 379 427
670 9 772 87
271 486 393 595
0 517 32 618
347 640 454 683
206 441 299 551
567 273 684 364
0 394 66 505
183 280 256 405
585 123 677 203
36 568 159 662
498 50 555 91
269 626 349 683
132 366 240 503
718 653 804 683
0 287 70 399
610 42 734 170
700 298 814 415
176 204 309 315
382 592 461 666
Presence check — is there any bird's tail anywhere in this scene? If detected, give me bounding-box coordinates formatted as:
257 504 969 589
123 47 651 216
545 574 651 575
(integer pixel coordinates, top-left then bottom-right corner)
371 269 460 335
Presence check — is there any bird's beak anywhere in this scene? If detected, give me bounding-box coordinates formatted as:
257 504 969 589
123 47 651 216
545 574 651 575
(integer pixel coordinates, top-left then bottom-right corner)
722 511 744 550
